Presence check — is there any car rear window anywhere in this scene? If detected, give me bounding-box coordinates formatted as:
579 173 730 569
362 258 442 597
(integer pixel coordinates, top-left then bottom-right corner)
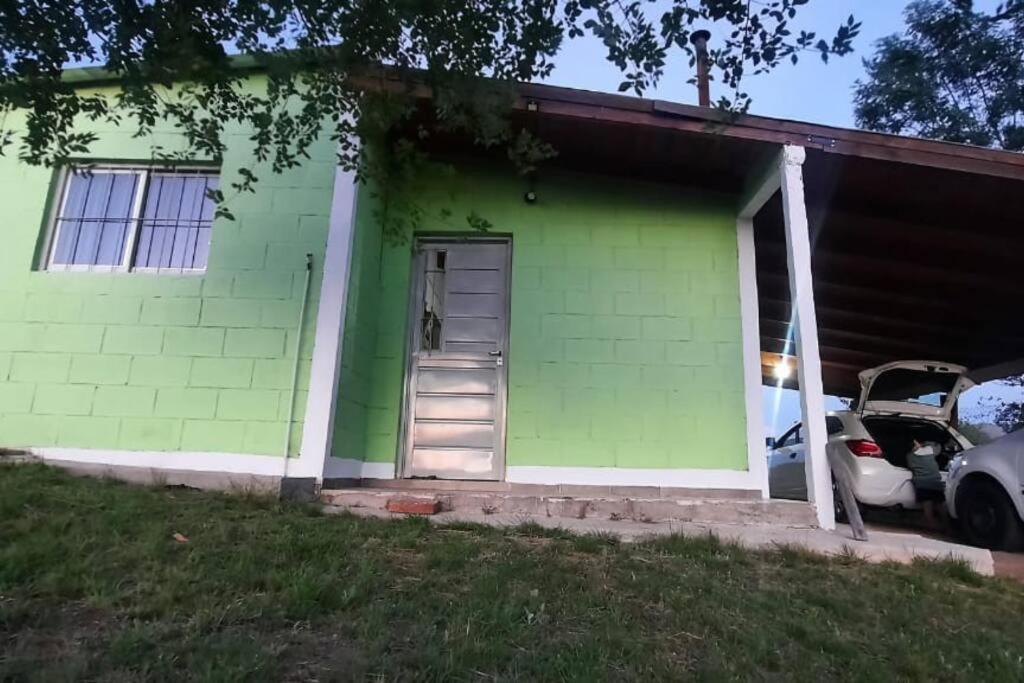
867 368 959 406
826 417 844 435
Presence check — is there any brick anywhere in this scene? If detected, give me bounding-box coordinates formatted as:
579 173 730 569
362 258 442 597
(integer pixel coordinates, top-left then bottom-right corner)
155 387 218 419
232 271 293 299
216 389 279 420
615 247 665 271
129 356 192 387
641 317 692 341
163 327 224 356
24 293 82 322
189 357 254 388
253 358 310 389
224 328 286 358
212 243 267 270
93 386 156 417
0 323 46 352
614 292 664 316
640 270 689 294
82 296 142 324
10 353 70 383
57 416 121 449
201 271 235 297
541 314 591 339
665 341 716 366
199 298 263 327
33 384 95 415
39 324 104 353
565 339 614 364
69 354 131 385
512 266 541 290
1 414 59 447
614 340 665 364
386 497 441 515
119 418 183 450
0 383 34 413
590 269 640 293
0 293 25 321
127 276 203 298
141 298 201 326
588 364 642 389
565 291 612 315
592 224 639 247
591 315 640 340
515 244 565 268
243 421 285 454
266 243 322 271
181 419 246 452
103 326 164 354
259 300 302 327
540 267 588 291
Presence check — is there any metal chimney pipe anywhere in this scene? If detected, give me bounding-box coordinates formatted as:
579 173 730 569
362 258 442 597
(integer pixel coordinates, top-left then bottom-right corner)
690 29 711 107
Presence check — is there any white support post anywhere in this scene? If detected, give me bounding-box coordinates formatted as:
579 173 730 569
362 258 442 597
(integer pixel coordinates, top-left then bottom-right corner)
736 216 769 499
290 165 360 481
778 145 835 530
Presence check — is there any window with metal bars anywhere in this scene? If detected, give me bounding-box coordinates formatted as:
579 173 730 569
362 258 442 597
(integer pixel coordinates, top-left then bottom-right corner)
46 165 219 272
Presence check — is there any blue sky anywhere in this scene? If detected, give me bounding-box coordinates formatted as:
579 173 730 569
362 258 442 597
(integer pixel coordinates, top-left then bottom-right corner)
544 0 1003 127
542 0 1017 435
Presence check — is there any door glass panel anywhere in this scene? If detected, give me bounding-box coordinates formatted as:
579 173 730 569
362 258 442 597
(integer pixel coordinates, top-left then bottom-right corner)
420 249 446 351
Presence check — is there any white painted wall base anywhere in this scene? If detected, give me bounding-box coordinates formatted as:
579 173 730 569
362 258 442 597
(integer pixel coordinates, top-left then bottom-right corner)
27 447 289 476
506 466 763 490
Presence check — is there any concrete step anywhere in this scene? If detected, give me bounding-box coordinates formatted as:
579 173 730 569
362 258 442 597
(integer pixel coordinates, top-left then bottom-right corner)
320 488 817 528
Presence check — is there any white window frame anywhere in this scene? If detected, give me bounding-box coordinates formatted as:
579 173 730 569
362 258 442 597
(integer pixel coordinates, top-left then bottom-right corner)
44 163 218 274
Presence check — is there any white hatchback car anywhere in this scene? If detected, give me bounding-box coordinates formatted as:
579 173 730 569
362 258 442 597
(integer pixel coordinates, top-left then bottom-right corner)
947 429 1024 550
768 361 975 516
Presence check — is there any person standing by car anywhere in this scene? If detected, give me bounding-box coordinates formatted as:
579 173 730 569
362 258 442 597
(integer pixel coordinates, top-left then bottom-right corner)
908 439 945 529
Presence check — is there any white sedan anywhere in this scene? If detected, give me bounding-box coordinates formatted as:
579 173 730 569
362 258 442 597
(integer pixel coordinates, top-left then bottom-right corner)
768 361 974 517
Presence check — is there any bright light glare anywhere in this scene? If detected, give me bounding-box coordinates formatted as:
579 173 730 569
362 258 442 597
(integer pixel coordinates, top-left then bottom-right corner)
773 360 792 380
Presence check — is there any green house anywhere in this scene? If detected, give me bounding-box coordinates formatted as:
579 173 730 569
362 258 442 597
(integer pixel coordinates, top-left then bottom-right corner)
3 70 1022 531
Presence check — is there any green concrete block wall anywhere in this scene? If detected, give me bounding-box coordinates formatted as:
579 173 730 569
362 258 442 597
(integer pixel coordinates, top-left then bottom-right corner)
331 181 384 461
333 160 748 471
0 79 335 456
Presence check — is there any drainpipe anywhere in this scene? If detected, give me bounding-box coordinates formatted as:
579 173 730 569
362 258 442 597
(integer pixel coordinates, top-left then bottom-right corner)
690 29 712 107
283 253 314 477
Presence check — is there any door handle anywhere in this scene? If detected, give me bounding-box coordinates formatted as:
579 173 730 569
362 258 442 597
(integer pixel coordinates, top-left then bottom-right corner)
789 453 797 459
488 350 502 356
489 350 503 366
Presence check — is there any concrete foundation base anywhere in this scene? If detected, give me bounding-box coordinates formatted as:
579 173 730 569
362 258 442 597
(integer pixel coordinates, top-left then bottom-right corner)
321 487 817 527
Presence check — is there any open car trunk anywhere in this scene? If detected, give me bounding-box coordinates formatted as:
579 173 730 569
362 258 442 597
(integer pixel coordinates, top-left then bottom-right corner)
861 416 966 471
857 361 973 421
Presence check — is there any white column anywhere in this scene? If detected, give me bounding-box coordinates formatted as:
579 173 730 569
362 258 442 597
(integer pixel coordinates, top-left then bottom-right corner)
289 165 360 480
778 145 835 530
736 216 769 499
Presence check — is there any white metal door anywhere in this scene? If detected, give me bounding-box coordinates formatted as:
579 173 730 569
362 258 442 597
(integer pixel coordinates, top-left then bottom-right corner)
400 239 511 480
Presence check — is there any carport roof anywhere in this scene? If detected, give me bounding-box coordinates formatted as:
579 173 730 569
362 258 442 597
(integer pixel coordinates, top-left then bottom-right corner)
461 81 1024 396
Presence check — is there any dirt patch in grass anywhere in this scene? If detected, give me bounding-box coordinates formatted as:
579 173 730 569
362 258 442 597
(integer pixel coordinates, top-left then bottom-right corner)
3 462 1024 680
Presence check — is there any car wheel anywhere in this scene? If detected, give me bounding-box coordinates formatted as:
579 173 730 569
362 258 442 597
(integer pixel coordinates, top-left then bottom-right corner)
957 478 1024 552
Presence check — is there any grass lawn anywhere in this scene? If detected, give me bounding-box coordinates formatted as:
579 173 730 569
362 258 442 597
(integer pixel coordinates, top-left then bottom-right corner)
2 463 1024 681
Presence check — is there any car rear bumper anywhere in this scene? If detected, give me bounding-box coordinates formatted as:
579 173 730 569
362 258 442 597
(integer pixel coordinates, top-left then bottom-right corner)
847 458 920 508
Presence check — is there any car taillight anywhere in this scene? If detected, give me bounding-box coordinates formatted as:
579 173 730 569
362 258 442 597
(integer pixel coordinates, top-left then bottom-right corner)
846 439 884 458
